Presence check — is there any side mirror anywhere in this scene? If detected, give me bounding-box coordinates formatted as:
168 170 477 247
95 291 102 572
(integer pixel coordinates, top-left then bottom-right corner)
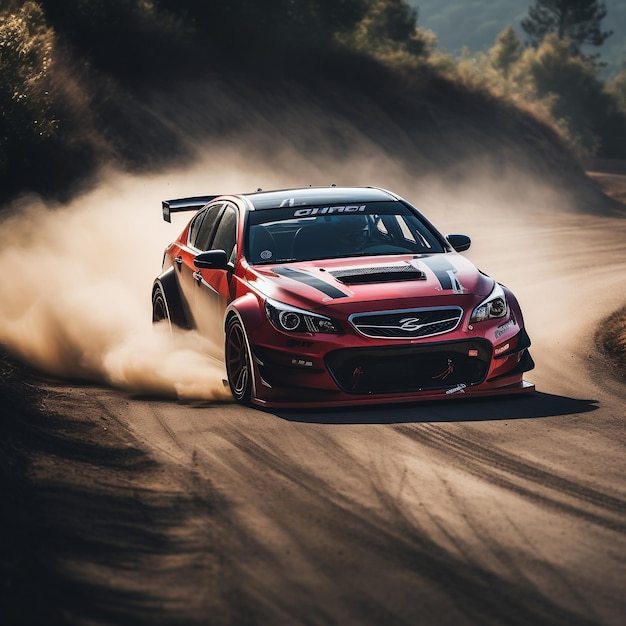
446 234 471 252
194 249 228 269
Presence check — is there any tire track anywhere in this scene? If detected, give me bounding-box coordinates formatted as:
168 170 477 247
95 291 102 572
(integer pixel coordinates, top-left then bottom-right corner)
206 426 602 626
396 423 626 533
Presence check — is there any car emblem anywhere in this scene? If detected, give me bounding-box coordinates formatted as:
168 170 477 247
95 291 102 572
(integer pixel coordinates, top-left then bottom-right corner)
399 317 422 331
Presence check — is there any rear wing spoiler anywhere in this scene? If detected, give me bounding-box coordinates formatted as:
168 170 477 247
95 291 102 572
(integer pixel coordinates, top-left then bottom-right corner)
162 195 220 222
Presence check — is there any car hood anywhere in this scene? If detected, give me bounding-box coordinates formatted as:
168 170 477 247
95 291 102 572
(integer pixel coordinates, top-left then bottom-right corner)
246 254 494 313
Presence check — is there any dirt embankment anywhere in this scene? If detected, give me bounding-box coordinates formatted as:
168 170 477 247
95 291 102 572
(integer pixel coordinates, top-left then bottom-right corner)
595 306 626 383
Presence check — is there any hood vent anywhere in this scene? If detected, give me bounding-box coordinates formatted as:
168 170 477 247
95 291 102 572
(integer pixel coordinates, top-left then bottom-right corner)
330 265 425 285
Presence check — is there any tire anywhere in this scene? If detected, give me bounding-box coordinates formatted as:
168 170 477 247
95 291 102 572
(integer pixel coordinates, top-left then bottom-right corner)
225 317 253 404
152 285 171 328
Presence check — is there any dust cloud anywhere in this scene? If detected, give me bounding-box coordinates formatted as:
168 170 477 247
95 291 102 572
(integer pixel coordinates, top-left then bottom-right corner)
0 164 236 401
0 148 409 401
0 140 617 401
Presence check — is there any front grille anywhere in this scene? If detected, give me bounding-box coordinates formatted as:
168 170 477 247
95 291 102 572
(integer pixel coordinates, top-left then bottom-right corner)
350 307 463 339
326 340 491 394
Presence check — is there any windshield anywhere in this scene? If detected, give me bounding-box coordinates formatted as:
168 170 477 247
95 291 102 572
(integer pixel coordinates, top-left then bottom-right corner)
246 201 445 264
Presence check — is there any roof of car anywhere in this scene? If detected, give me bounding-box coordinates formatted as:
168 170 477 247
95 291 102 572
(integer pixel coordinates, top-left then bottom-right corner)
242 187 398 210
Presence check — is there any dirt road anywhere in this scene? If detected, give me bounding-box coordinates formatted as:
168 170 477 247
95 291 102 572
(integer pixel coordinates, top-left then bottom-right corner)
30 205 626 625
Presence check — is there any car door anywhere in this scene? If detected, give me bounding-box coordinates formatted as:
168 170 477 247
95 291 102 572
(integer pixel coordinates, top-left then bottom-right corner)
193 203 238 352
177 203 225 329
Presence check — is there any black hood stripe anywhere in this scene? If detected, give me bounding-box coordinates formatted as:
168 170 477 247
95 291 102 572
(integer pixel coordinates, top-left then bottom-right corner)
420 256 457 290
273 267 350 299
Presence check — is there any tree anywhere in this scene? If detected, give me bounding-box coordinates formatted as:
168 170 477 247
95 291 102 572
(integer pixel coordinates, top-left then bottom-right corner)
0 1 57 175
489 25 523 79
515 34 626 158
338 0 435 62
521 0 612 55
151 0 371 59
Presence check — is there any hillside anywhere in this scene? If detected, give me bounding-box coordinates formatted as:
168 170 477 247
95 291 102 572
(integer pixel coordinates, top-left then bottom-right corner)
0 1 620 214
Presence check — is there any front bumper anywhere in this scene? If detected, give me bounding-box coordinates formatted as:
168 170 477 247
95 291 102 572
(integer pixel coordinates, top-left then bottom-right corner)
249 328 535 408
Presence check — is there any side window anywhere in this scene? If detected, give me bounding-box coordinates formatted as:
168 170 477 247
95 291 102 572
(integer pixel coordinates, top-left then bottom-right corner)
211 205 238 263
188 210 207 247
193 203 224 250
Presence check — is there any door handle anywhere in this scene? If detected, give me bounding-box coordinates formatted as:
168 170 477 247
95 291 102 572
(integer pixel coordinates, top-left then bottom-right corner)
174 255 183 265
193 270 202 282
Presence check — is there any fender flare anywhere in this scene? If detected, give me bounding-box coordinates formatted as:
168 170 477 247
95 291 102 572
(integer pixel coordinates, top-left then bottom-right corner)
225 292 265 336
502 284 528 335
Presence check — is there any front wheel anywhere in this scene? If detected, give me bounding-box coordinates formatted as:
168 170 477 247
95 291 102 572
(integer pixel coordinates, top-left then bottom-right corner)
225 317 253 404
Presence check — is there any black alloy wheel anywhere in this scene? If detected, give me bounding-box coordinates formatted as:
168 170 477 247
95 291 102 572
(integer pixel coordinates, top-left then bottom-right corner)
152 286 171 327
226 317 252 403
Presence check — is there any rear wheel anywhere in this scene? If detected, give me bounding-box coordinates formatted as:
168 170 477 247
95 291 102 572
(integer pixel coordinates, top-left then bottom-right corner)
225 317 252 404
152 286 171 328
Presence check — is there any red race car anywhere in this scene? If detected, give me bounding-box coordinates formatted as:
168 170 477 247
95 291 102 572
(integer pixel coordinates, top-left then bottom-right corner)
152 187 534 407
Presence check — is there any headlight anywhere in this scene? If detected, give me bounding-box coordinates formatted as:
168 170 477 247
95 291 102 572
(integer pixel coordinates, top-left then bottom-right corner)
470 283 509 323
264 298 341 334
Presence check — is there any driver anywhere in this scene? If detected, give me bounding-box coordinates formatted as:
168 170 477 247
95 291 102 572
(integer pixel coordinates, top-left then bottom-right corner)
328 215 369 253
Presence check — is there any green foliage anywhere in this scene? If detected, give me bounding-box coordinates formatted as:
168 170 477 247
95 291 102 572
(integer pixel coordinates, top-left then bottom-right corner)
337 0 440 66
489 25 523 78
521 0 612 54
0 1 57 175
449 26 626 160
489 31 626 159
517 34 607 156
518 34 626 158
